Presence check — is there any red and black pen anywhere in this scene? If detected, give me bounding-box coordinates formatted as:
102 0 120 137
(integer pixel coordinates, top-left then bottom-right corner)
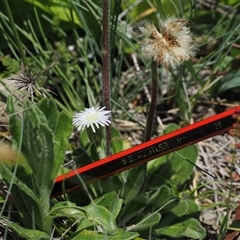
51 106 240 198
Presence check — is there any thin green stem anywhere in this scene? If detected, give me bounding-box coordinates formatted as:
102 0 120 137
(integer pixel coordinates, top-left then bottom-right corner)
144 62 158 141
102 0 112 155
3 0 27 66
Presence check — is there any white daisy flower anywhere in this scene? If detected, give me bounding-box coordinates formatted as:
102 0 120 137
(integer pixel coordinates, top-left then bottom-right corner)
73 106 111 133
139 17 197 69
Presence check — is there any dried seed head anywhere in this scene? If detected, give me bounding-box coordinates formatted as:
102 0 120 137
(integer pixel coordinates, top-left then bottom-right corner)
139 17 197 69
9 60 57 102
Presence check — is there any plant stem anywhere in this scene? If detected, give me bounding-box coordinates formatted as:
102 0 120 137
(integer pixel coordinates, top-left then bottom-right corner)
144 61 158 141
102 0 112 155
3 0 27 67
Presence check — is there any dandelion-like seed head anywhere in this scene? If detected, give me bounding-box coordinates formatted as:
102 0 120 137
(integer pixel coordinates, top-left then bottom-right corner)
9 60 57 101
139 16 197 69
73 106 111 133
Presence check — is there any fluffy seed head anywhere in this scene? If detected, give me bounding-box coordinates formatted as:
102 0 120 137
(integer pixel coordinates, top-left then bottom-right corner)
139 17 197 69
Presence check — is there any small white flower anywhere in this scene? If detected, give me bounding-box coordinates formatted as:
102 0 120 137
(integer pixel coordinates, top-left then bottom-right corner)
139 17 197 69
73 106 111 133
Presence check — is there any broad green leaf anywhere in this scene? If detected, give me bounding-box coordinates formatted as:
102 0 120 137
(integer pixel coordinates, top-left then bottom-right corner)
49 200 118 235
212 69 240 97
128 213 161 232
147 143 198 186
107 228 139 240
0 162 46 230
94 191 123 220
38 98 58 133
35 124 55 196
51 111 72 181
69 228 139 240
111 126 124 154
146 185 178 211
5 98 71 233
75 218 95 232
155 218 206 239
168 145 198 185
83 204 117 235
146 185 171 208
0 162 39 204
49 201 86 219
67 229 101 240
167 199 201 217
117 196 147 222
119 165 145 204
21 104 51 176
7 96 22 148
122 0 158 22
23 0 80 25
155 199 203 238
7 220 49 240
163 123 179 134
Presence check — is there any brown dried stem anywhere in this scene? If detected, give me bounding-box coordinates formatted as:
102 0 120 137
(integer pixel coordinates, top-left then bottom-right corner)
144 61 158 141
102 0 112 155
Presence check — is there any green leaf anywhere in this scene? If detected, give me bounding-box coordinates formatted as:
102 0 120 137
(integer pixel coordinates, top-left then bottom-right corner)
7 96 22 148
51 110 72 181
23 0 81 25
111 126 123 154
123 0 157 22
107 228 139 240
0 162 47 230
83 204 117 235
5 98 71 233
48 201 86 219
70 228 139 240
167 199 201 217
75 218 94 232
38 98 58 132
146 185 178 212
212 69 240 97
67 229 100 240
155 218 206 239
94 191 123 220
49 200 117 235
7 220 49 240
128 212 161 232
33 98 71 182
21 103 52 177
155 199 204 238
168 145 198 185
119 165 145 204
0 162 39 204
117 196 147 222
35 124 55 196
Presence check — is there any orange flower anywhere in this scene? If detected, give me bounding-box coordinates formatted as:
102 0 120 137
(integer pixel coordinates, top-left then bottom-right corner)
139 17 197 69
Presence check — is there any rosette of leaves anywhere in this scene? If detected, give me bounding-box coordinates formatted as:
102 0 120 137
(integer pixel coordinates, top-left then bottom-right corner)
0 97 72 236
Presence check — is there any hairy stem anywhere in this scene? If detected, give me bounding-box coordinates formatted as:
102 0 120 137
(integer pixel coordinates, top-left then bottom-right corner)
3 0 27 67
144 62 158 141
102 0 112 155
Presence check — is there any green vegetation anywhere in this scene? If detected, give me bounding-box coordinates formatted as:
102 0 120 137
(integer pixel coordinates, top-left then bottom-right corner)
0 0 239 239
